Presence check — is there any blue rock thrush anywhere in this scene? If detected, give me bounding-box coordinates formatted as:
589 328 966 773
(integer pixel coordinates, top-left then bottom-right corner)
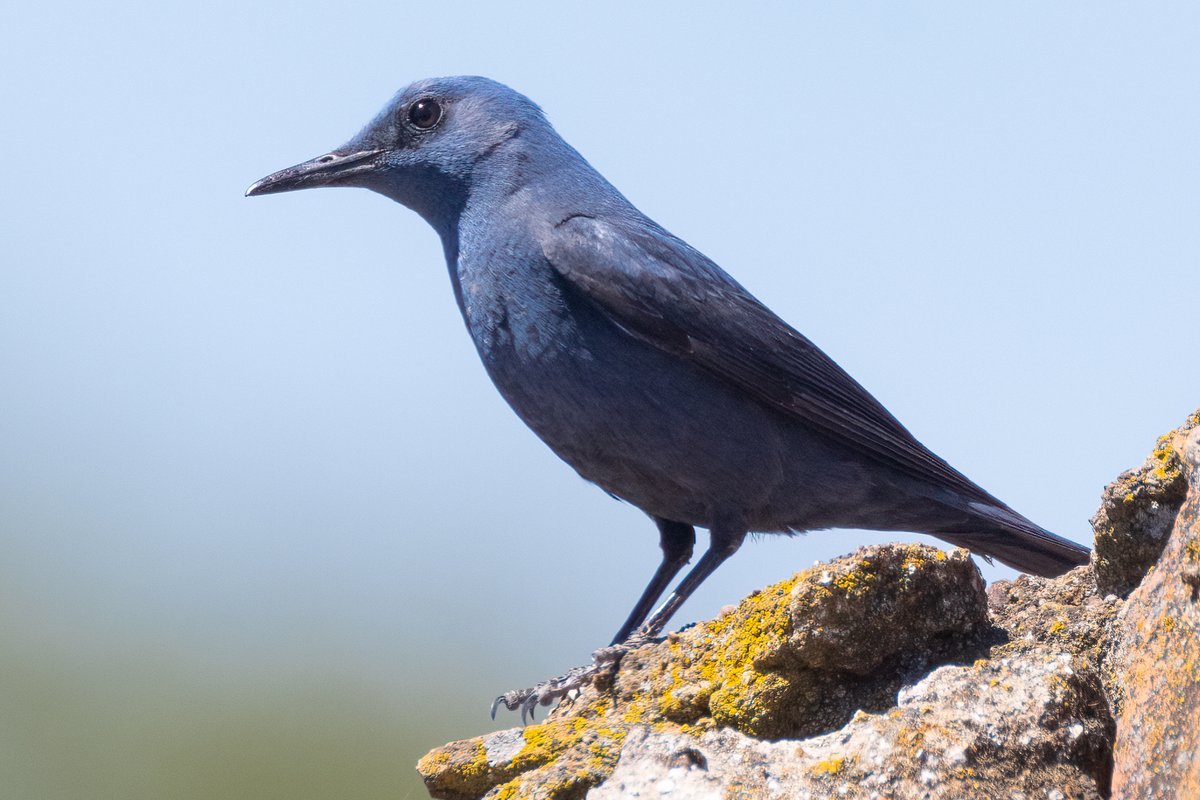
248 76 1090 719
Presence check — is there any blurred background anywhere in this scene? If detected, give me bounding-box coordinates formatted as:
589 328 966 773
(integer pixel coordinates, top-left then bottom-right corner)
2 2 1197 798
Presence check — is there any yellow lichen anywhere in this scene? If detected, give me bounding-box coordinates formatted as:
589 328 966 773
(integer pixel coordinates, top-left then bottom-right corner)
1185 535 1200 562
835 561 876 592
510 719 587 770
418 750 451 769
811 755 847 776
416 739 503 799
696 570 803 733
492 780 520 800
486 718 628 800
463 742 491 779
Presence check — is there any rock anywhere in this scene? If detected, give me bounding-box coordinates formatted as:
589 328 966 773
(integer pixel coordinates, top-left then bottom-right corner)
419 543 990 799
592 652 1110 800
417 408 1200 800
1107 416 1200 798
986 565 1119 664
1091 412 1197 597
417 718 627 800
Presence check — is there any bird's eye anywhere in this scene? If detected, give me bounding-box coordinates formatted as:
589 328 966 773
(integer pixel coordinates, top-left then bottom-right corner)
408 99 442 130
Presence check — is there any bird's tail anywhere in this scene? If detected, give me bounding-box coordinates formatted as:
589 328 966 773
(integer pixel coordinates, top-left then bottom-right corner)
932 501 1090 578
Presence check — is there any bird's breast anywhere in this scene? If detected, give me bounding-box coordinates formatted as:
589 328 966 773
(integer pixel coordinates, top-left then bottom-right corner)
452 253 804 522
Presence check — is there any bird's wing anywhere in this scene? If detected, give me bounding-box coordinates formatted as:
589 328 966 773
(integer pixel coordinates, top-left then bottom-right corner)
541 214 999 507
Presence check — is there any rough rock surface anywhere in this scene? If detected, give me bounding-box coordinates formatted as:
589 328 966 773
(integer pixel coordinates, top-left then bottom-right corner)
1107 413 1200 798
1091 413 1196 597
418 408 1200 800
593 651 1109 800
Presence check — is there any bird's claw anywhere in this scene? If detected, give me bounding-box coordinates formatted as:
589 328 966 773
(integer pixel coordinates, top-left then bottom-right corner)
489 663 597 725
490 643 631 724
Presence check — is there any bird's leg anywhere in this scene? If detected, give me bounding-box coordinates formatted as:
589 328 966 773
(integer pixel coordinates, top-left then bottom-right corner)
491 524 744 723
489 519 692 723
609 519 695 645
633 525 746 641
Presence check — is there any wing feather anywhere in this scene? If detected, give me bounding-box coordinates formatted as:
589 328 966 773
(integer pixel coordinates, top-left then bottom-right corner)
541 214 1000 508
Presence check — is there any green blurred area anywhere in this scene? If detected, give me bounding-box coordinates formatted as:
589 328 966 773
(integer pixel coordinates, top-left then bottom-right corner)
0 597 451 800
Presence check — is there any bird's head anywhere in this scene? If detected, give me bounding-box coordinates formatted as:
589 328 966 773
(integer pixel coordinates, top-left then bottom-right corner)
246 76 549 227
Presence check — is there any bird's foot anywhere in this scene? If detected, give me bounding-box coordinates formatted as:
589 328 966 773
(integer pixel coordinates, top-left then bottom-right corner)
490 642 635 725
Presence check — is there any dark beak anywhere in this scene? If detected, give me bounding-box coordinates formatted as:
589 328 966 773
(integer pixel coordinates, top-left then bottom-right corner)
245 149 383 197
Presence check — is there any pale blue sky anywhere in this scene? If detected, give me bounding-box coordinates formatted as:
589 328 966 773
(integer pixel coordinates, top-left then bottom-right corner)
2 3 1197 797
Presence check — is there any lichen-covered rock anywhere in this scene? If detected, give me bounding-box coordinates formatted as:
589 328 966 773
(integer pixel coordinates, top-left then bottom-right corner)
1107 419 1200 799
621 543 989 740
987 565 1120 664
418 408 1200 800
591 651 1111 800
1091 411 1198 596
418 717 629 800
417 543 988 799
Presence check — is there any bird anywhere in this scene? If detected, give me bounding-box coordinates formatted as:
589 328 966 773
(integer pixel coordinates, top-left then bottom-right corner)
247 76 1090 719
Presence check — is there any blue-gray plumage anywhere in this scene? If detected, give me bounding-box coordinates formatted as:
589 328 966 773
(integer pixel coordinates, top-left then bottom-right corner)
248 76 1089 715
